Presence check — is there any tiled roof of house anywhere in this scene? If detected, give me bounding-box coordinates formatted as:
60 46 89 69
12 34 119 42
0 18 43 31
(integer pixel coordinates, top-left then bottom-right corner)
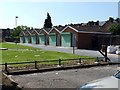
54 25 66 32
99 21 106 26
44 28 51 32
35 29 42 34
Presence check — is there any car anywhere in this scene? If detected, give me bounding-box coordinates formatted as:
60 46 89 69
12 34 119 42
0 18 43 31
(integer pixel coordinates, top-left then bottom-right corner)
79 71 120 90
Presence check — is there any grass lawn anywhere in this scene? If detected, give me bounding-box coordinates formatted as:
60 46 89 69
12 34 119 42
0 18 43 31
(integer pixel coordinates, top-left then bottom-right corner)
1 42 92 64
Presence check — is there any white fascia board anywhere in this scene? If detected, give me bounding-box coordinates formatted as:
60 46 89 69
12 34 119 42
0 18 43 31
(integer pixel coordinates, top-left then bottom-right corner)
27 30 32 35
43 28 49 34
53 27 61 33
61 25 78 33
21 31 26 35
69 26 79 32
34 30 39 35
49 27 54 33
78 31 111 34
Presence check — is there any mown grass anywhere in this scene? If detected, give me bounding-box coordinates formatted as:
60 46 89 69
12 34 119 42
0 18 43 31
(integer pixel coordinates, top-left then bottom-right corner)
1 42 92 64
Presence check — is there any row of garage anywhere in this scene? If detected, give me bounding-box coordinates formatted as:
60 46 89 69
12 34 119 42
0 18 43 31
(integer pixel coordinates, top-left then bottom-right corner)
20 25 111 49
20 26 77 47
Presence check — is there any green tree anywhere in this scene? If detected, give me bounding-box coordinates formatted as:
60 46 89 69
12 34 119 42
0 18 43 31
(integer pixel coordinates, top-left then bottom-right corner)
43 13 53 28
109 23 120 35
11 25 30 38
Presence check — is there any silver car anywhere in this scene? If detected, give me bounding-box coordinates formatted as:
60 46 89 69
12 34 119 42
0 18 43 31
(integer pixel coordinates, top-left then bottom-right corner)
79 71 120 90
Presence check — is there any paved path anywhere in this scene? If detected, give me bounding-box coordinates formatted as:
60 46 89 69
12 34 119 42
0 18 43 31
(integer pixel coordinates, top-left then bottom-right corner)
19 43 119 62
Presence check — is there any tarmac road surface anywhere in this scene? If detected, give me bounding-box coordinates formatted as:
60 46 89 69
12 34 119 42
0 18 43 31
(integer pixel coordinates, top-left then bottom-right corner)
11 65 118 89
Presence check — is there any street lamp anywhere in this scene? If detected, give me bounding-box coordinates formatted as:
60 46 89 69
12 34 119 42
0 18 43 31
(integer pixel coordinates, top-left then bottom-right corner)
15 16 18 27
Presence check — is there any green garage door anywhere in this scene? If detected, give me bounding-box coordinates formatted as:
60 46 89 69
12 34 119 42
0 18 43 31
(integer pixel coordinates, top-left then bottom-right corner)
49 34 56 46
31 35 36 44
20 37 23 43
61 33 71 47
25 36 29 43
40 34 45 45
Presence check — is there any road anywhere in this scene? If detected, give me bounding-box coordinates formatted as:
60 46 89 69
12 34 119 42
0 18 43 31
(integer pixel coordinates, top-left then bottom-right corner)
11 65 118 89
19 43 119 62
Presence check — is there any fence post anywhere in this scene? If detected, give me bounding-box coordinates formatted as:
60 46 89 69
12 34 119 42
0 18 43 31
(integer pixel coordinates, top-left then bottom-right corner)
5 63 7 72
57 59 61 67
35 61 37 69
78 58 81 65
96 57 99 62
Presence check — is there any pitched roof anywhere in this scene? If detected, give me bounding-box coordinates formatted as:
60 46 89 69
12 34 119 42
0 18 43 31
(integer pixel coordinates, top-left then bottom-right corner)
99 21 106 26
44 28 51 33
39 28 49 34
24 30 32 35
55 26 66 31
19 31 25 35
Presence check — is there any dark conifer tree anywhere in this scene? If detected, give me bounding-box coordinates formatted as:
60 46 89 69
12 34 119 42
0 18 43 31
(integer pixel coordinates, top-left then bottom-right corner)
44 13 52 28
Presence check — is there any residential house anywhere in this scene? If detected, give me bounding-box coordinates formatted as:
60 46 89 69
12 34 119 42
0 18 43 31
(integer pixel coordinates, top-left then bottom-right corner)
0 28 12 42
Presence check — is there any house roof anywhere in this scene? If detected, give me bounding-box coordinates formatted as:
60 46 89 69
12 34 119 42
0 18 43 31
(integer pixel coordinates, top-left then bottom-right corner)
99 21 106 26
20 31 25 35
24 30 32 35
44 28 51 33
55 26 66 32
39 28 49 34
31 29 39 35
49 27 61 33
61 25 79 33
78 30 111 34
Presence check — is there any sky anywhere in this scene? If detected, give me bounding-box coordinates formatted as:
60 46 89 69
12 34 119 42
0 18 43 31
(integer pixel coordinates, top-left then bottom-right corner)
0 1 119 29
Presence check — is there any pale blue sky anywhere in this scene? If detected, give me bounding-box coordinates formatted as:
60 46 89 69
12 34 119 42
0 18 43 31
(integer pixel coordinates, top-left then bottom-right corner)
0 2 118 29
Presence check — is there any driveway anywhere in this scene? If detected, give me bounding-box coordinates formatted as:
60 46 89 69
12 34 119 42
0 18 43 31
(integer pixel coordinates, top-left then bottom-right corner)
19 43 119 62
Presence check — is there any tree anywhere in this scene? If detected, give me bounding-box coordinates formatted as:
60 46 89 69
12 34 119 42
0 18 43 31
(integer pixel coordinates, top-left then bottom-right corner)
11 25 30 38
43 13 53 28
109 23 120 35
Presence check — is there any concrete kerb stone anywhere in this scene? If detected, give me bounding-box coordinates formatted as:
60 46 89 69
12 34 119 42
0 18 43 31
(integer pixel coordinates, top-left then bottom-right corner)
2 72 22 90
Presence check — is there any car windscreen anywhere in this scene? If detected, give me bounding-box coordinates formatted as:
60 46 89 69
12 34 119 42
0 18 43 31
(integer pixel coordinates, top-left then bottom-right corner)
114 71 120 79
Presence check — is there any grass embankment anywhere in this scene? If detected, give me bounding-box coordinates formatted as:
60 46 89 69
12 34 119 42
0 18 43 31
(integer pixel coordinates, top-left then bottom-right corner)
1 42 92 64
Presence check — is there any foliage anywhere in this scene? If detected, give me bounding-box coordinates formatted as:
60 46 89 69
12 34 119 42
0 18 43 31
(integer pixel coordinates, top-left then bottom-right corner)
11 25 31 39
109 23 120 35
43 13 53 28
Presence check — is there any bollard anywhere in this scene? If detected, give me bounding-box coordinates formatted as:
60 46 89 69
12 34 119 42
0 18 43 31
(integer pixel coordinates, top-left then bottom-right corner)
59 59 61 66
35 61 37 69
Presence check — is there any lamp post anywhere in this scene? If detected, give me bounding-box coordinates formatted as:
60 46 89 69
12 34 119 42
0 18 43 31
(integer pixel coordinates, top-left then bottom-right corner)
15 16 18 44
15 16 18 27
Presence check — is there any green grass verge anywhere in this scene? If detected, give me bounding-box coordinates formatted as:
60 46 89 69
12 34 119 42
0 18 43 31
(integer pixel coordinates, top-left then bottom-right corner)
1 42 92 64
